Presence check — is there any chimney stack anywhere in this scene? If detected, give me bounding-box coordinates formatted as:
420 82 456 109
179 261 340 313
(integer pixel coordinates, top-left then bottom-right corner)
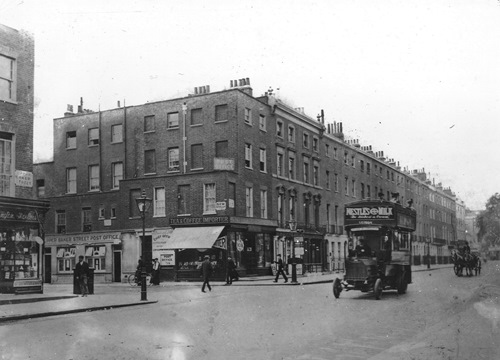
64 104 74 117
77 97 84 113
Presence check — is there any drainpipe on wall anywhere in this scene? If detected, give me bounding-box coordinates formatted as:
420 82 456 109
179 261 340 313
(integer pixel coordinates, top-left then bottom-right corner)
182 102 187 174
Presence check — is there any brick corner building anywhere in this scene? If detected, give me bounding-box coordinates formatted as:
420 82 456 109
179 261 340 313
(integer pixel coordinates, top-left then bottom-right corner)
0 24 50 294
34 78 459 284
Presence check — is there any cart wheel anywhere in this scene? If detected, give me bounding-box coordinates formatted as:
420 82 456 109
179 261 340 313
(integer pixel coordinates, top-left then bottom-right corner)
128 274 137 286
453 264 460 276
333 278 342 299
397 273 408 294
374 278 382 300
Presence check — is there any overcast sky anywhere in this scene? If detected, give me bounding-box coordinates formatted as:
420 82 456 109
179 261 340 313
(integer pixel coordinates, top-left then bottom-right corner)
1 0 499 210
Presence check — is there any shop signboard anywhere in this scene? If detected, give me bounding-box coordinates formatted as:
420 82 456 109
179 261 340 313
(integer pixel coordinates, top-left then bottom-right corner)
213 236 227 250
45 232 121 245
169 216 229 226
14 170 33 187
159 251 175 266
152 229 175 265
214 158 234 171
13 279 42 287
293 236 304 256
215 202 226 211
294 247 304 256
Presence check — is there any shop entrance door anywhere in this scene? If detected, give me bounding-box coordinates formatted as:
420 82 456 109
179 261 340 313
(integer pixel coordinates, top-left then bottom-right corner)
113 250 122 282
44 253 51 283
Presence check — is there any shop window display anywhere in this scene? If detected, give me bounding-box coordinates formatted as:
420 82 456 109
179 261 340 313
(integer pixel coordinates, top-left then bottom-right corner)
85 245 106 271
0 227 40 282
57 246 76 272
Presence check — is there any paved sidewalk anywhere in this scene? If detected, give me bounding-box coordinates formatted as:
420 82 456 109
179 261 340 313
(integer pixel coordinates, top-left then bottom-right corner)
0 264 451 323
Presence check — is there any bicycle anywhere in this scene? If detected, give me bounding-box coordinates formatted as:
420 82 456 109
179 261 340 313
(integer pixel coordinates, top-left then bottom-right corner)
128 272 153 286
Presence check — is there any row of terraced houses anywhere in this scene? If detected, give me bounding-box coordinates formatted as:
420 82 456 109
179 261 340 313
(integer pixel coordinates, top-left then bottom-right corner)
32 76 468 284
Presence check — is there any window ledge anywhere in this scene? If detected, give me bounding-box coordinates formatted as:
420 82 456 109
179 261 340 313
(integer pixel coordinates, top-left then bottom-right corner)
215 120 228 124
0 98 17 104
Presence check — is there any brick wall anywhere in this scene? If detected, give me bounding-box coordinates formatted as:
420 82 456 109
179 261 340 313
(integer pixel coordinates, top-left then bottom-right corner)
0 24 35 200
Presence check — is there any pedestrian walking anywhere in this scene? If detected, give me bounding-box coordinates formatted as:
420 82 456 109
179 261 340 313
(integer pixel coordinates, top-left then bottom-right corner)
75 255 89 296
273 254 288 283
151 258 160 285
226 256 236 285
201 255 213 292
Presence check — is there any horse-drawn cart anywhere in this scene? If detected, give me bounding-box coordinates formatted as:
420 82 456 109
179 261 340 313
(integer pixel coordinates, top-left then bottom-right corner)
452 250 481 276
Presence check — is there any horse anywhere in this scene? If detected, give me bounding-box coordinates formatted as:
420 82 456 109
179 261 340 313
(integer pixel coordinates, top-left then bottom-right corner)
463 253 474 276
467 252 481 276
453 251 481 277
452 252 466 276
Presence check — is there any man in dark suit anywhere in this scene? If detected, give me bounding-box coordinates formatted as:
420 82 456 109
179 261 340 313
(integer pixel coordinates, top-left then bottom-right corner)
355 238 372 258
201 255 213 292
75 255 89 297
226 256 237 285
273 254 288 283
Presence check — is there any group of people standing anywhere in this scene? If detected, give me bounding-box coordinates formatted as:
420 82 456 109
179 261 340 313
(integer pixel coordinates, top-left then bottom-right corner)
76 253 293 295
135 257 160 286
200 255 240 293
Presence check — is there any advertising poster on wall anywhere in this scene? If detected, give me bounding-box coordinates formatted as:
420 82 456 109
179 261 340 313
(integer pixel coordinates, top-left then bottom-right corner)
152 229 175 266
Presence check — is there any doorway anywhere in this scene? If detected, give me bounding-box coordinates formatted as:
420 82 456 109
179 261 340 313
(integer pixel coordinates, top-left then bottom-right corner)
44 252 51 283
113 250 122 282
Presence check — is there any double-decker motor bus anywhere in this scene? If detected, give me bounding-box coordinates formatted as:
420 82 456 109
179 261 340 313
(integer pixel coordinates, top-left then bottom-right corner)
333 200 417 300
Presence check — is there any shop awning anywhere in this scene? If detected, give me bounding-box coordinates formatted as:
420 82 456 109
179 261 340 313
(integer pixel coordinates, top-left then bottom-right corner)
165 226 225 249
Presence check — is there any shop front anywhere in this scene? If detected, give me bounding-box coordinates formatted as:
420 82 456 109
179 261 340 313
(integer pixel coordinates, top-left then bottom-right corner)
274 230 303 276
273 228 328 275
325 234 348 272
162 216 277 281
302 234 328 273
0 197 49 294
160 225 227 281
44 231 122 284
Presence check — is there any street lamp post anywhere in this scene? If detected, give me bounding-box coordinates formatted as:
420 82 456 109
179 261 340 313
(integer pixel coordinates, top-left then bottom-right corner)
135 190 152 301
288 220 298 284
